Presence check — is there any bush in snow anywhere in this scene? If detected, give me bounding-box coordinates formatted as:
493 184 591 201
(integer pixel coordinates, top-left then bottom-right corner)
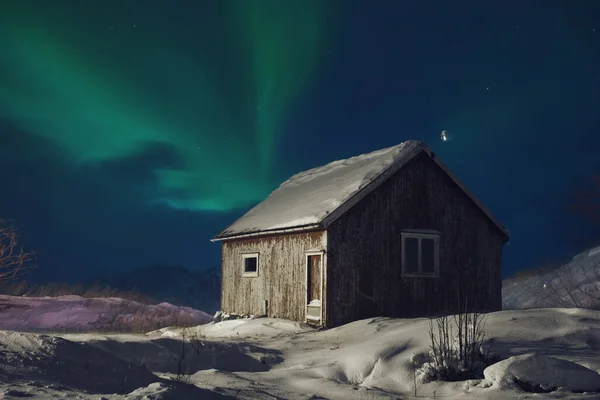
414 302 499 383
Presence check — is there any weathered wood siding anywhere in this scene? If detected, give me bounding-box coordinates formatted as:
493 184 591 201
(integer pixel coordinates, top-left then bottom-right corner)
220 230 327 324
326 152 505 327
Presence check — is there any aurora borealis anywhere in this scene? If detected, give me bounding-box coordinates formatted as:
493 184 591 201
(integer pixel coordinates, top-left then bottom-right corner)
0 1 599 282
1 0 333 211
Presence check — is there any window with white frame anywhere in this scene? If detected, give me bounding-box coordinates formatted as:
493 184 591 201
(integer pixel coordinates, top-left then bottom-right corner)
401 231 440 277
242 253 259 277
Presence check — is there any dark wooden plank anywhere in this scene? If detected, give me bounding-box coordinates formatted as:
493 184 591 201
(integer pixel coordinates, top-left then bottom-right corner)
220 230 327 324
326 152 504 327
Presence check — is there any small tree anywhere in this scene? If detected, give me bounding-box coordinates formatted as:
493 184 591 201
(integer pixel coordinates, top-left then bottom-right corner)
412 298 498 384
0 219 35 283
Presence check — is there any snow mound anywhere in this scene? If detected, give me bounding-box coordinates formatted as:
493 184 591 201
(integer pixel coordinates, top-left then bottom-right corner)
0 330 157 393
484 353 600 393
155 317 312 339
0 294 212 332
280 317 430 392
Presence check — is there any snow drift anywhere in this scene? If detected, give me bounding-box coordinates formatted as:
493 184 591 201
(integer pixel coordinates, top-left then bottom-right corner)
0 330 157 393
217 141 412 236
484 353 600 393
2 308 600 399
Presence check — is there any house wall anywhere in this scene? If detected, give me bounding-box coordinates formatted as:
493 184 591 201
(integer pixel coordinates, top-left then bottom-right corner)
326 152 505 327
220 230 327 324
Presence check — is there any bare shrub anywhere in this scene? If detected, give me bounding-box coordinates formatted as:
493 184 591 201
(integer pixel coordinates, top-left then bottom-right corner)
173 327 202 384
0 219 35 283
415 300 498 383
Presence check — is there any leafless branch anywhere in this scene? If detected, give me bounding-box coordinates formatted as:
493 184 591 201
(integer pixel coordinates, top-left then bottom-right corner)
0 219 35 283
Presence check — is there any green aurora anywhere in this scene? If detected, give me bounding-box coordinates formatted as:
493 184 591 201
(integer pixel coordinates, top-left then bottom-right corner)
0 1 335 211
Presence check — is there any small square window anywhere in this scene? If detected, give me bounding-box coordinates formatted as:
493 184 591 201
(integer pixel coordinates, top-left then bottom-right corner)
401 232 440 277
242 253 259 277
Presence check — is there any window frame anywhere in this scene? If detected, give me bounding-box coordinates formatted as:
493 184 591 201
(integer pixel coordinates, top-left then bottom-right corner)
305 251 325 323
241 252 259 278
401 231 440 278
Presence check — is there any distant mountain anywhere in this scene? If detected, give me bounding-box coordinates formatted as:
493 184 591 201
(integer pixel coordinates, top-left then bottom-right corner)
503 245 600 310
103 264 220 314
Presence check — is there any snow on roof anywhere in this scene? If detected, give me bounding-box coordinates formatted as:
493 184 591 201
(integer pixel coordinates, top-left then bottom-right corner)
216 140 509 240
216 141 415 238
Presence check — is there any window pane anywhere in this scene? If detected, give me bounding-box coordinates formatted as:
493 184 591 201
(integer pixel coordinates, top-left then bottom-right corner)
421 238 436 274
245 257 257 272
404 237 419 274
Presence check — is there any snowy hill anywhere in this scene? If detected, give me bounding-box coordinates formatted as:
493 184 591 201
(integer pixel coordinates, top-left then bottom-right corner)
0 294 212 333
0 265 221 315
1 309 600 399
503 245 600 310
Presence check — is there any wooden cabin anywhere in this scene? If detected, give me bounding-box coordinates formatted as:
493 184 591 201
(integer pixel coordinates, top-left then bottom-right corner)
212 140 509 328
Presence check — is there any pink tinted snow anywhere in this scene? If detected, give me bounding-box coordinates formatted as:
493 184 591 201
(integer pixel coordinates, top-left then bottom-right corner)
0 294 212 332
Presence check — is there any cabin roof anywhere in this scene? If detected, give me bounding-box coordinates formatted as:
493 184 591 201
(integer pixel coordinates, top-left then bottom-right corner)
214 140 510 241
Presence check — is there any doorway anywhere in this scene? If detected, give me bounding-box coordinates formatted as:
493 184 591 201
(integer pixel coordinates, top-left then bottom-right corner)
306 252 323 323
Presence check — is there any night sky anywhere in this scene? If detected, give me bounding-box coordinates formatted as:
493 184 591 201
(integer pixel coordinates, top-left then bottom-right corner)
1 0 599 283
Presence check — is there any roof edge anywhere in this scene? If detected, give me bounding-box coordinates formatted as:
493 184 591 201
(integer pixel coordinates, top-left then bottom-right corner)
426 150 510 240
211 223 323 242
212 140 509 243
321 140 424 228
321 141 510 240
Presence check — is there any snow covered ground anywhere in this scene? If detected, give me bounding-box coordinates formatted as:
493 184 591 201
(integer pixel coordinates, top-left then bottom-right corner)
1 308 600 399
3 251 600 400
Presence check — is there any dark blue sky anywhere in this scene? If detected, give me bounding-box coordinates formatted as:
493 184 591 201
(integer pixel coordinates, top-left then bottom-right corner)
0 0 599 282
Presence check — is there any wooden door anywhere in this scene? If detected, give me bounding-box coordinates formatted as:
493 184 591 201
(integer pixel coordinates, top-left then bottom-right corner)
307 254 322 302
306 253 322 323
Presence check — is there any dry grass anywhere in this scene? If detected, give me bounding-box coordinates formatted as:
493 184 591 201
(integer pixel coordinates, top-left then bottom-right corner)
0 280 153 304
0 280 206 334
